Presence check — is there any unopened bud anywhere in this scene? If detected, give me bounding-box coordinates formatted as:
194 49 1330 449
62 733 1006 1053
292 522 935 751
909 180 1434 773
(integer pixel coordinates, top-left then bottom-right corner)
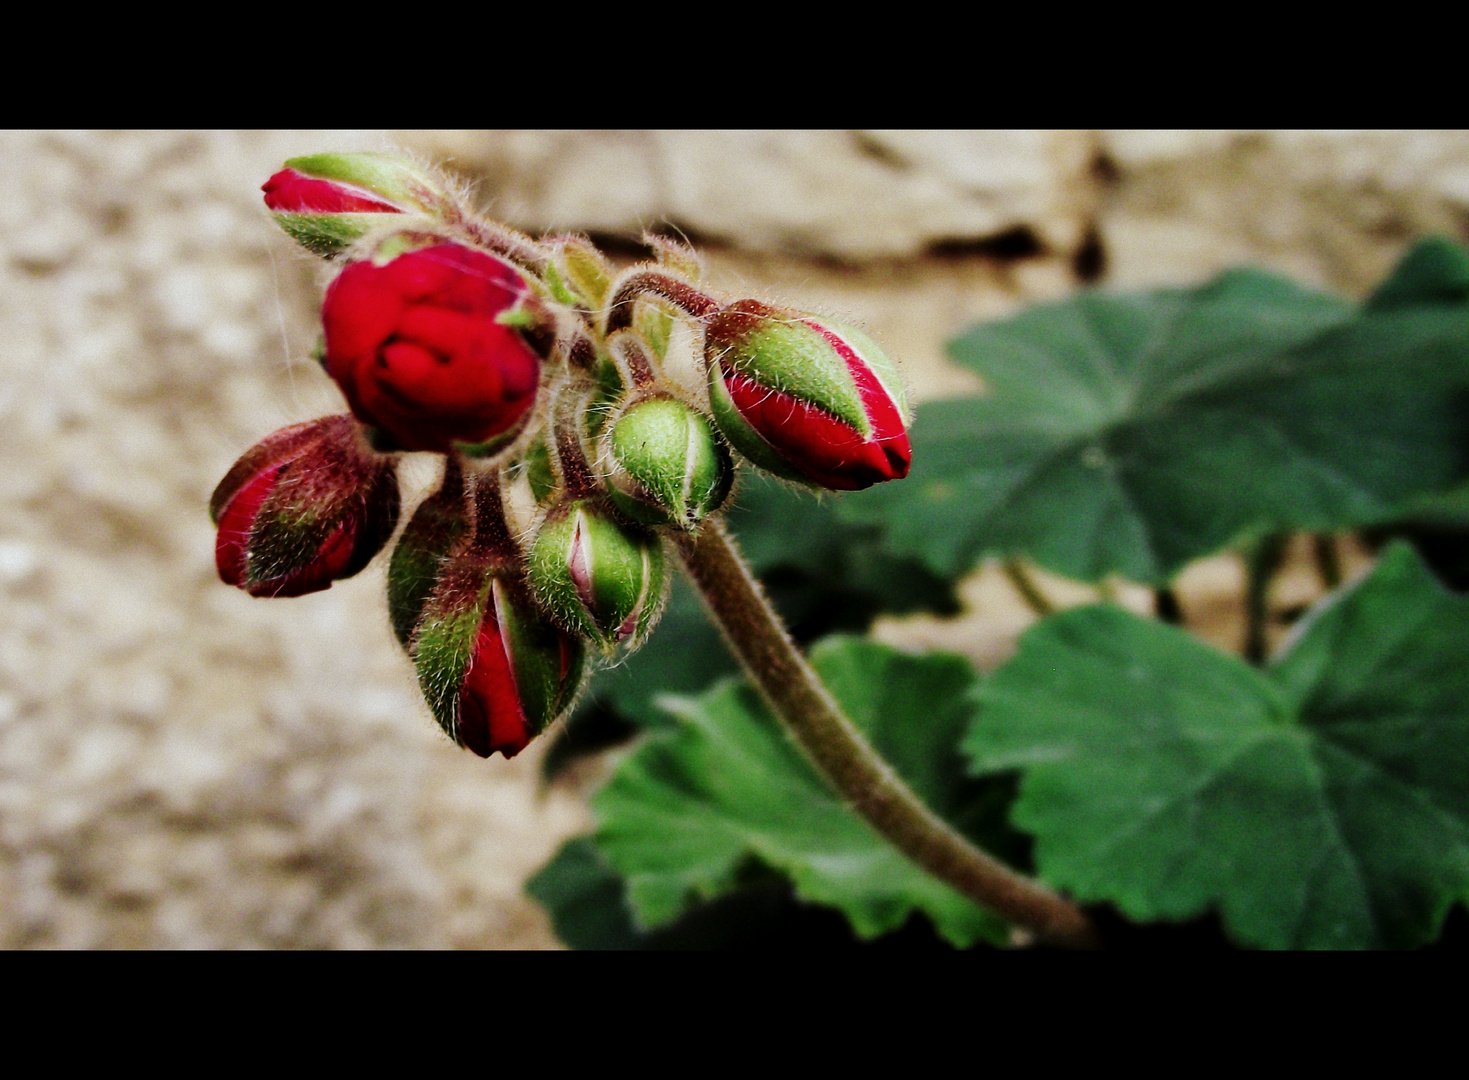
528 500 667 652
705 300 912 491
262 153 448 258
322 238 547 455
210 415 400 597
546 235 615 309
604 397 732 529
413 558 584 759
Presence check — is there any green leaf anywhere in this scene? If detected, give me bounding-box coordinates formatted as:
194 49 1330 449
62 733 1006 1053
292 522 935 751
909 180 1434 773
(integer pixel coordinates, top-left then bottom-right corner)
1365 235 1469 311
845 254 1469 583
591 636 1012 947
525 838 646 950
964 543 1469 948
528 836 981 950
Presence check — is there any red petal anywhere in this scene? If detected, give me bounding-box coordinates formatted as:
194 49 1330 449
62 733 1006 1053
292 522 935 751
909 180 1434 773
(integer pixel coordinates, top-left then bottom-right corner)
215 465 282 586
725 376 908 490
457 612 531 759
262 169 404 214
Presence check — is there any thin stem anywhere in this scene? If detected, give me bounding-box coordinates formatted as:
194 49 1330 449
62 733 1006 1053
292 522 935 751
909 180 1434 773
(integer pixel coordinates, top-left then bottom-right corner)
671 521 1099 949
1002 560 1055 617
604 269 722 335
1154 586 1184 625
610 333 659 392
1313 533 1342 590
551 392 599 500
1245 533 1289 665
446 210 549 274
467 461 517 567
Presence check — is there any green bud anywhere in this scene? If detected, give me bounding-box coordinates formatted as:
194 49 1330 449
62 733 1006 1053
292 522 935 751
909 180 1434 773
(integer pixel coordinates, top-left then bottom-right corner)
556 236 615 308
528 499 667 652
604 397 732 529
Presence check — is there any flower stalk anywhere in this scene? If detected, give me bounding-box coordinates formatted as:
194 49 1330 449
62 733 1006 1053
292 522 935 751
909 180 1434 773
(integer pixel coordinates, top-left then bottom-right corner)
670 520 1099 949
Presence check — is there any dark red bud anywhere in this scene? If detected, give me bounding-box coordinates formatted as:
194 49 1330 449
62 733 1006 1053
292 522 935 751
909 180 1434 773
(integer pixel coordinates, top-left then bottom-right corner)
210 415 400 598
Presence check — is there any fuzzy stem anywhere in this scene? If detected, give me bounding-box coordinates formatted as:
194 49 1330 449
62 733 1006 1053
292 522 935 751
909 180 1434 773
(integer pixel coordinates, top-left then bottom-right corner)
605 270 722 335
468 461 518 566
611 333 659 392
552 395 600 500
671 520 1099 949
446 209 549 275
1003 560 1054 617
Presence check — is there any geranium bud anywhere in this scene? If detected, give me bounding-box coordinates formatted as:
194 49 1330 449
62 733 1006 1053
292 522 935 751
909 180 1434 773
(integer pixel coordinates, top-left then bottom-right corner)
546 235 615 309
321 239 547 455
704 300 913 491
413 558 584 759
604 397 732 529
262 153 447 258
386 455 471 650
528 499 667 652
210 415 400 598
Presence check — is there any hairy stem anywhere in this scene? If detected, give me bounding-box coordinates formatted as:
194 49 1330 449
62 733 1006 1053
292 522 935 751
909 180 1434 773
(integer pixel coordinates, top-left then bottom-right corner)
1003 560 1054 617
604 270 722 335
671 520 1099 949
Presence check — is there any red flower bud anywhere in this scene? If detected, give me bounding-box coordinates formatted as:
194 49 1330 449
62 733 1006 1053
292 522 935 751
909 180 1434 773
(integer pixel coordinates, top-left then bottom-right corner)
262 169 405 214
261 153 447 258
414 560 585 760
321 240 546 455
210 415 400 597
705 301 913 491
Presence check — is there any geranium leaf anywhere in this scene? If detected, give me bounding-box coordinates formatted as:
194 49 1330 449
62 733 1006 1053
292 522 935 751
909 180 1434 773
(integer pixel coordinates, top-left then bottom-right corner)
964 543 1469 948
845 245 1469 583
590 636 1014 947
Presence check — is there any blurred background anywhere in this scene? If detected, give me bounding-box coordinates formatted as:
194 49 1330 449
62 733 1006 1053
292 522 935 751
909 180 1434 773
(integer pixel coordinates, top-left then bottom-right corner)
3 130 1468 948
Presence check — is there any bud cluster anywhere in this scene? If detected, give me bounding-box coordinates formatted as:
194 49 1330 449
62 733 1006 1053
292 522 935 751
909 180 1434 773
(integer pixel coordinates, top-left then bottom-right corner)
211 151 915 760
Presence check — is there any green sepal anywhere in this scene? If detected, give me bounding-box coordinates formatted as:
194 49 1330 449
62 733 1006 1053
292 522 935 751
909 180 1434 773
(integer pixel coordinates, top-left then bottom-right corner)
707 305 868 433
816 316 912 426
559 238 614 309
283 152 441 210
583 357 626 441
411 557 493 743
496 578 587 736
517 438 559 504
635 301 676 362
272 212 386 259
387 460 470 650
543 262 580 307
242 423 399 588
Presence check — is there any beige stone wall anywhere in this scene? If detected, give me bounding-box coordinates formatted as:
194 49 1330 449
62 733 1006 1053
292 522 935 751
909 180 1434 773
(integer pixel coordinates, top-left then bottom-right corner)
3 130 1465 948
